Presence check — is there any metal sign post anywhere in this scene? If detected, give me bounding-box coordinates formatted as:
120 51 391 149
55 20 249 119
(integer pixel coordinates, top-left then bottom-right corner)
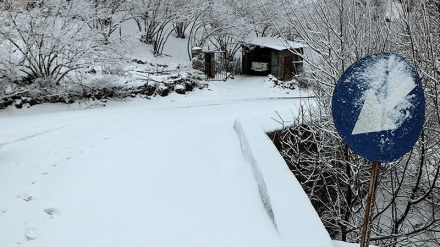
332 53 425 247
360 161 381 247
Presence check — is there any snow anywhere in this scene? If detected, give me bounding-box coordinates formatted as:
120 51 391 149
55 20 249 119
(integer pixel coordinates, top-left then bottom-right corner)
234 116 333 246
246 37 306 51
350 54 417 134
0 25 359 246
0 75 346 246
333 240 377 247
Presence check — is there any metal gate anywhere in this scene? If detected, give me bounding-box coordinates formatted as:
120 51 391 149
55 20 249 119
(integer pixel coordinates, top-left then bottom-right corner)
204 51 227 81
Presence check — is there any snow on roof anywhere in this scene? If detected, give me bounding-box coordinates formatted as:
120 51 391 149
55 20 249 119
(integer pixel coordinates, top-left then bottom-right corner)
245 37 306 51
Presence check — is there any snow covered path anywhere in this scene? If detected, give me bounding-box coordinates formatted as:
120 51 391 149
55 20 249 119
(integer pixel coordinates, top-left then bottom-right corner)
0 78 334 247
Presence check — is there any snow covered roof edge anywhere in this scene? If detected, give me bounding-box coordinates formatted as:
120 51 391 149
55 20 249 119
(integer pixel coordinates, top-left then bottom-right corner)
244 37 306 51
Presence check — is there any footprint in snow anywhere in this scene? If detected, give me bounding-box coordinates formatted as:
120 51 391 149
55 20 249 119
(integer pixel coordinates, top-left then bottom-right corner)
24 228 38 241
0 203 7 215
44 208 60 217
18 194 34 202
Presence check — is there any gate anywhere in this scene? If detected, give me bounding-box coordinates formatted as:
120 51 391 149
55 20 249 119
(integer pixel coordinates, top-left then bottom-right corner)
204 51 227 81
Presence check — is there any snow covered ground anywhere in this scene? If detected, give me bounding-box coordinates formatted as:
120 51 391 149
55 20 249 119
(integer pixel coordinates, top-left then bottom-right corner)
0 76 354 246
0 24 368 246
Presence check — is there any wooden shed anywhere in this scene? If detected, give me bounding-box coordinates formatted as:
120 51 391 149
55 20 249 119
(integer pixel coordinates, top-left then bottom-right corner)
242 37 306 80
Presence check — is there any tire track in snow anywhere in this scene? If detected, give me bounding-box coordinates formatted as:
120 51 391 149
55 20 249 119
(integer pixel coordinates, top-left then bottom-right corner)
0 126 65 148
155 96 315 111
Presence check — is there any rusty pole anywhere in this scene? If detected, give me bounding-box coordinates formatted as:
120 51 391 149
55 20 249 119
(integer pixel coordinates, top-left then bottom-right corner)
360 161 381 247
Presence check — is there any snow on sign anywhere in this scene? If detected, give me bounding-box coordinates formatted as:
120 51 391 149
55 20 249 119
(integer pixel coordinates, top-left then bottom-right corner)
332 53 425 163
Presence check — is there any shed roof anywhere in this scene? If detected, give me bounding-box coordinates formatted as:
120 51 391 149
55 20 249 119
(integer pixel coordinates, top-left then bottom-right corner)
244 37 306 51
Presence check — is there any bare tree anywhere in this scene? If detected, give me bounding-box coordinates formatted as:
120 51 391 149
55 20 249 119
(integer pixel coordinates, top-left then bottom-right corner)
129 0 194 55
269 102 371 241
186 0 262 71
170 0 194 39
370 2 440 245
270 0 440 246
82 0 132 45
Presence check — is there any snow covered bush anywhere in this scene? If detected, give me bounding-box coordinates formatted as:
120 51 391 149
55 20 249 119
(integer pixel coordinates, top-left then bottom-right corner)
0 0 99 88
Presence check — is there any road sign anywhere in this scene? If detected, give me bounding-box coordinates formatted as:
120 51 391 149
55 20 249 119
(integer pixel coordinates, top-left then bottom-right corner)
332 53 425 163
